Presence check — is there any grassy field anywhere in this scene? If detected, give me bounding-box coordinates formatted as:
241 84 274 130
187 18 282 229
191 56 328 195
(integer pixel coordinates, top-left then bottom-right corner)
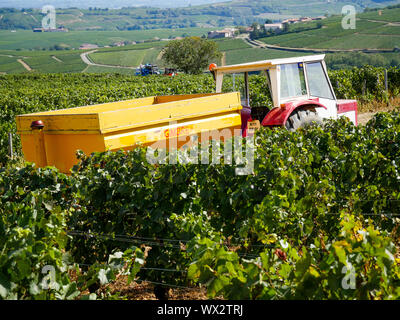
90 50 148 67
215 38 252 51
93 41 168 53
0 40 169 73
80 39 313 70
225 47 309 65
26 52 86 73
0 55 26 73
359 7 400 22
89 47 164 68
213 38 304 65
0 50 87 73
317 34 400 50
88 38 255 69
0 28 213 51
361 25 400 35
259 7 400 50
1 38 400 75
84 65 136 74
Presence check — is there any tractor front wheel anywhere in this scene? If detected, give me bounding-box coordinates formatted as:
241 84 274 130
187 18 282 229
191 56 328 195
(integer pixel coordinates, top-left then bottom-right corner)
285 109 322 131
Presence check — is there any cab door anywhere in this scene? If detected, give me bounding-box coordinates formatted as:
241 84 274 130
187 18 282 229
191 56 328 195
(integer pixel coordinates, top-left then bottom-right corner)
304 61 337 120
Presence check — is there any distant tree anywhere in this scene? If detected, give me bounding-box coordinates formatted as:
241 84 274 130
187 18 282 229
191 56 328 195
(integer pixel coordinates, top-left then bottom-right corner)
251 22 260 30
162 37 222 75
283 22 290 32
250 23 264 39
237 26 248 34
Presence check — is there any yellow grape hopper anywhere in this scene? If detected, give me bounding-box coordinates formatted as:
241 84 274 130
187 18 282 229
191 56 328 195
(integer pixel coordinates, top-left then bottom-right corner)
16 93 242 173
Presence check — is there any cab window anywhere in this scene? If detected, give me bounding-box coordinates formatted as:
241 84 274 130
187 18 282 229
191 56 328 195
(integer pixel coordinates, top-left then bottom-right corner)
305 62 335 100
280 63 307 99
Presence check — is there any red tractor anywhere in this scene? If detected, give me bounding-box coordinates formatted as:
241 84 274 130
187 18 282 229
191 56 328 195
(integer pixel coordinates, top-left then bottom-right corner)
210 54 358 135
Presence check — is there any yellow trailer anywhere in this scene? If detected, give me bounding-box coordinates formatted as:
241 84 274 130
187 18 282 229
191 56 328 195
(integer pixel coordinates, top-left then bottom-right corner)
16 92 242 173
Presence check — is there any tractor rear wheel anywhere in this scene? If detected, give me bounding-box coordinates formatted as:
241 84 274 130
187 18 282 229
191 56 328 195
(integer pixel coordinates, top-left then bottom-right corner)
285 109 322 131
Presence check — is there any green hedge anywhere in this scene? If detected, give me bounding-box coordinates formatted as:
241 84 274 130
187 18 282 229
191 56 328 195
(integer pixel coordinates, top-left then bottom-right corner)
2 110 400 299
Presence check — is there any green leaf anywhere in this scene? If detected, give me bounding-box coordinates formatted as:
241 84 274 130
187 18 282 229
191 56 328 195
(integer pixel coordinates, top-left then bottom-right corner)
43 202 53 211
17 258 31 278
208 278 224 297
187 264 199 280
0 273 11 299
333 241 348 265
98 269 109 286
29 282 41 296
225 261 237 276
63 283 80 300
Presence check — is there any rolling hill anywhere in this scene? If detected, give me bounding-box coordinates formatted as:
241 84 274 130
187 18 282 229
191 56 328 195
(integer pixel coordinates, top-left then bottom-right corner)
258 6 400 50
1 4 400 75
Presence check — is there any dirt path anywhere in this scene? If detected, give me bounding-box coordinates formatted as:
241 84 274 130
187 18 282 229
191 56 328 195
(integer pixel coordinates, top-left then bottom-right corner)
17 59 32 72
358 104 398 125
52 56 63 63
80 49 97 66
81 65 90 73
106 277 210 300
358 112 376 126
156 49 164 61
221 52 226 66
359 18 400 26
62 10 84 25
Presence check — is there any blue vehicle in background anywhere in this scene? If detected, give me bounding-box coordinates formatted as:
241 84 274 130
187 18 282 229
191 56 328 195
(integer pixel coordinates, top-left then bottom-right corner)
135 64 160 76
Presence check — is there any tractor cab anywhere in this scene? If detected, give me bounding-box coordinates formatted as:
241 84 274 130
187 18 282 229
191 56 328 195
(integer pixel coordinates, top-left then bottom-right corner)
209 55 358 133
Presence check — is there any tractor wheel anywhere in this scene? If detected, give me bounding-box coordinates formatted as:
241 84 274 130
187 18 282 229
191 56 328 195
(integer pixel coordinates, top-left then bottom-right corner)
285 109 322 131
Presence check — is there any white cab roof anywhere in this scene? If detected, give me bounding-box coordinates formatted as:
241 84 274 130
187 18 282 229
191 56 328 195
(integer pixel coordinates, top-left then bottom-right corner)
211 54 326 74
